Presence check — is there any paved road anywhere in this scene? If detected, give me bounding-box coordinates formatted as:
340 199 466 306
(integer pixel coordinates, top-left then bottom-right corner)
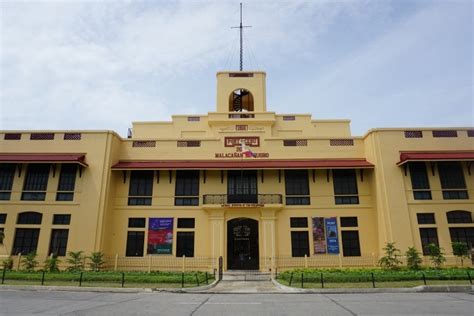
1 289 473 315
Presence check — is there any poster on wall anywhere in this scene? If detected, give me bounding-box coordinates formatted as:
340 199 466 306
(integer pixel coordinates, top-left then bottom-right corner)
312 217 327 254
148 218 174 255
325 217 340 254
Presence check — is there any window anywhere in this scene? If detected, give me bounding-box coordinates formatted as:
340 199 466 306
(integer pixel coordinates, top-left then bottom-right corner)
177 218 195 229
64 133 81 140
128 218 146 228
409 162 432 200
416 213 435 225
340 217 358 227
330 139 354 146
17 212 42 225
126 231 144 257
56 164 77 201
227 170 258 203
53 214 71 225
419 228 439 255
176 232 195 257
128 171 153 205
30 133 54 140
12 228 40 255
132 141 156 147
446 211 472 224
0 164 15 200
175 170 199 206
283 140 307 147
22 164 50 201
333 169 359 204
177 141 201 147
49 229 69 256
285 170 310 205
438 162 468 199
341 231 361 256
291 231 309 257
4 133 21 140
432 130 457 138
0 213 6 224
449 227 474 249
404 131 423 138
290 217 308 228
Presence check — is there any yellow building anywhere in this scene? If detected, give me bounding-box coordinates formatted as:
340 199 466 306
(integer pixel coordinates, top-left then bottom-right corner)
0 71 473 271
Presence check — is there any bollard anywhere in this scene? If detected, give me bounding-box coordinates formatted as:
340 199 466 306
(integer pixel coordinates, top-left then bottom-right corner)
467 271 472 285
289 272 294 286
301 273 304 288
195 274 200 286
121 272 125 288
79 272 83 287
320 273 324 288
181 272 185 288
205 272 209 285
1 268 6 284
371 272 375 288
422 273 426 285
41 271 45 286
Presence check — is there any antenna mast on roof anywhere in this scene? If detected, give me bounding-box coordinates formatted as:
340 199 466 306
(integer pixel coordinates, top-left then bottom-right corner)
231 3 252 71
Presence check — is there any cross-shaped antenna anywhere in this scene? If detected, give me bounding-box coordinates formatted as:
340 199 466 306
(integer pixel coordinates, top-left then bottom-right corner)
231 3 252 71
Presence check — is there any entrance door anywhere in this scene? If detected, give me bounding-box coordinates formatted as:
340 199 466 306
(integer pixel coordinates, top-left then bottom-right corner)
227 170 258 203
227 218 259 270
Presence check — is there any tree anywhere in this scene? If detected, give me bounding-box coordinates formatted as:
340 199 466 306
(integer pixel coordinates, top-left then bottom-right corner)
66 251 85 272
452 242 470 267
378 242 402 270
44 255 60 272
88 252 105 272
405 246 422 270
22 252 38 272
426 243 446 268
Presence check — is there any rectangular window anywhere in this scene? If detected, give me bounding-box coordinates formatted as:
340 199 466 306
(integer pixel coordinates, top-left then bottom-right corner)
409 162 432 200
177 140 201 147
53 214 71 225
56 164 77 201
4 133 21 140
285 170 310 205
340 217 358 227
126 231 144 257
48 229 69 256
63 133 81 140
0 213 6 224
283 140 307 147
341 231 361 256
416 213 435 225
330 139 354 146
17 212 42 225
449 227 474 249
30 133 54 140
177 218 195 228
132 141 156 147
227 170 258 203
128 171 153 205
12 228 40 255
419 228 439 255
333 169 359 205
0 164 15 200
432 130 457 138
176 232 195 257
290 217 308 228
404 131 423 138
21 164 50 201
438 162 468 199
175 170 199 206
291 231 309 257
128 218 146 228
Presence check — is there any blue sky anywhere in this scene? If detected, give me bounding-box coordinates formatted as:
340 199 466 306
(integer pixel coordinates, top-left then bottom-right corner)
1 0 472 136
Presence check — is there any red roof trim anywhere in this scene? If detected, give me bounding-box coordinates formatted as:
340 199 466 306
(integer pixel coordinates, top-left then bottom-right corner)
0 153 88 167
112 159 373 170
398 151 474 165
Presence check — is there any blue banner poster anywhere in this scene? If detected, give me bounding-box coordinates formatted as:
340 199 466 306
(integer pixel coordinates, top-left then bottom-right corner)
148 218 174 255
324 217 340 254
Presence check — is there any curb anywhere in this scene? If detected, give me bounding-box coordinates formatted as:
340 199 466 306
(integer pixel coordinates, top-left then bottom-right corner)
155 279 219 293
0 285 153 293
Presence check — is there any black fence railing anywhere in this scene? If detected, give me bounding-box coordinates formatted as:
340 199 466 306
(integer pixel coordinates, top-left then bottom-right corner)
203 194 282 205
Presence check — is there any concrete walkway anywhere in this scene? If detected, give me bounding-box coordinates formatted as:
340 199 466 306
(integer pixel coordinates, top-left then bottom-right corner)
206 280 282 293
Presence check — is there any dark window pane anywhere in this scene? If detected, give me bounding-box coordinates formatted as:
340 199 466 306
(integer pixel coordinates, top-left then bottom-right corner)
335 196 359 205
449 227 474 250
12 228 40 255
416 213 435 225
341 231 361 256
438 162 468 200
291 231 309 257
48 229 69 256
447 211 472 224
56 165 77 201
175 171 200 196
413 191 432 200
340 217 358 227
0 164 15 200
290 217 308 228
409 162 432 200
286 197 310 205
0 213 6 224
285 170 309 194
126 231 144 257
52 214 71 225
443 191 468 200
17 212 42 225
128 171 153 205
333 170 359 205
176 232 195 257
22 164 50 200
177 218 195 228
128 218 146 228
128 197 152 205
419 228 439 255
227 170 257 201
174 197 199 206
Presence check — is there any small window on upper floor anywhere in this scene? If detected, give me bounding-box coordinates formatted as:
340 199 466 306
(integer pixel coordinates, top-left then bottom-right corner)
17 212 42 225
409 162 431 200
229 88 254 113
446 210 472 224
438 162 468 200
56 164 77 201
333 169 359 205
22 164 50 201
128 171 153 206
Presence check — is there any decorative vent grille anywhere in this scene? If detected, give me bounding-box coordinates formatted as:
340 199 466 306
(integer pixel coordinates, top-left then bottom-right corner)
330 139 354 146
30 133 54 140
282 116 295 121
404 131 423 138
177 140 201 147
283 139 307 147
432 130 457 138
64 133 81 140
467 130 474 137
187 116 200 122
133 141 156 147
229 73 253 77
235 125 248 131
4 133 21 140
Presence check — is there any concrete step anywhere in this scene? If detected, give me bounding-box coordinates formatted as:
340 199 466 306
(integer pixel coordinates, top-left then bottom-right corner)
222 271 272 281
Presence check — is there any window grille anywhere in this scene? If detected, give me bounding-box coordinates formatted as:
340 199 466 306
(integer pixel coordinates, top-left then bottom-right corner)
30 133 54 140
132 141 156 147
283 139 307 147
432 130 457 138
235 125 248 131
177 140 201 147
4 133 21 140
187 116 200 122
330 139 354 146
404 131 423 138
282 116 295 121
64 133 81 140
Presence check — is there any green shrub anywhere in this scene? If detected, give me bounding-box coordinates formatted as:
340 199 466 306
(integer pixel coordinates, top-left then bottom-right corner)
88 252 105 272
22 252 38 272
426 243 446 268
2 257 13 271
44 256 61 272
406 246 422 270
378 242 402 270
66 251 85 272
452 242 470 267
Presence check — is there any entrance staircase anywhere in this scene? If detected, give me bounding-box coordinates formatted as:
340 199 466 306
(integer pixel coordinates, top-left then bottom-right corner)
222 270 272 281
